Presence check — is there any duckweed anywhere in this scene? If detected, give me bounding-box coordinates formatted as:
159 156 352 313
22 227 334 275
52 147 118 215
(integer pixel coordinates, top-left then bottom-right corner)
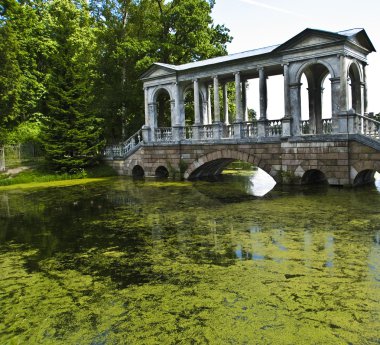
0 176 380 344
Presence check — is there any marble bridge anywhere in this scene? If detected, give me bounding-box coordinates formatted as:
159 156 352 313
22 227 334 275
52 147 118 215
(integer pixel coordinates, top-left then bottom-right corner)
104 28 380 186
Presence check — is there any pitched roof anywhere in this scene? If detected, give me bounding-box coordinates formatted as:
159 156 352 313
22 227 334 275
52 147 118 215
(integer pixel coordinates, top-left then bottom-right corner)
141 28 376 80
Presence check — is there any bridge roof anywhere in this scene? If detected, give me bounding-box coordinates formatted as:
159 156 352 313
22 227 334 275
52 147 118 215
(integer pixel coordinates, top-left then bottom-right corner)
141 28 376 80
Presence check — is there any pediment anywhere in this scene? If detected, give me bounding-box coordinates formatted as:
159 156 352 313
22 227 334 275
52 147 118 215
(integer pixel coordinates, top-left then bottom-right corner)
140 63 177 80
275 29 344 52
275 28 376 54
288 35 337 49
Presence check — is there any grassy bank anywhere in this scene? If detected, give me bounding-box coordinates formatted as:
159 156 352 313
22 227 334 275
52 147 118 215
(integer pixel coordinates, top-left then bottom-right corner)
0 164 118 189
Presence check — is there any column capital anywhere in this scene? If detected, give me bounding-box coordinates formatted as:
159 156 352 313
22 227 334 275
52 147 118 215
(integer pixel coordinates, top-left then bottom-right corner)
337 53 348 59
233 71 241 76
329 77 340 84
192 78 199 83
281 62 290 67
289 82 302 88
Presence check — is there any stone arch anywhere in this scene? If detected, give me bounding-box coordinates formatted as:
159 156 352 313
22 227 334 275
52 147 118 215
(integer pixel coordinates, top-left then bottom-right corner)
132 165 145 178
184 149 273 180
155 165 169 178
353 169 376 186
295 60 335 134
294 59 335 84
347 60 363 113
152 87 173 128
150 85 175 104
301 169 327 184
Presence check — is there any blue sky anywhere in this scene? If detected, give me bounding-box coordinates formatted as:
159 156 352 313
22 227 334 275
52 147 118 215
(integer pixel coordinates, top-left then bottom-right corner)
212 0 380 116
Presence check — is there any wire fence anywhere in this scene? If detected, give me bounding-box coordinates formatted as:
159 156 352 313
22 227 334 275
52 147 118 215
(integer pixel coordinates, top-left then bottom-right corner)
0 143 43 171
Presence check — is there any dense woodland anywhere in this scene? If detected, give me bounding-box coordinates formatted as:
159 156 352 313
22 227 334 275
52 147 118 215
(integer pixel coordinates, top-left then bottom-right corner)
0 0 232 171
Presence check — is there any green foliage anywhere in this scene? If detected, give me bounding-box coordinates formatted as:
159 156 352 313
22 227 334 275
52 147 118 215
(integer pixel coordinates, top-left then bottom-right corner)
0 0 232 168
4 116 43 144
41 0 105 171
91 0 232 140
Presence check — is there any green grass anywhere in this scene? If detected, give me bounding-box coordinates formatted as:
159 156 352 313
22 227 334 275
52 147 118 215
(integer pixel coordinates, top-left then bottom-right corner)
0 163 118 187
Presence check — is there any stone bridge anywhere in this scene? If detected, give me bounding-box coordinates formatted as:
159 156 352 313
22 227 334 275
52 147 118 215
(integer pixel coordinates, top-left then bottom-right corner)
104 28 380 186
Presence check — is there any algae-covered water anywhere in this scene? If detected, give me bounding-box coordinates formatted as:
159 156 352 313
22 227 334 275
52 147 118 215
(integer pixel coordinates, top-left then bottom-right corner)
0 174 380 344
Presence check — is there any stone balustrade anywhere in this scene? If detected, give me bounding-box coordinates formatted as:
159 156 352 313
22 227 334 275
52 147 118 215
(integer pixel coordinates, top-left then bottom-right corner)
103 114 380 160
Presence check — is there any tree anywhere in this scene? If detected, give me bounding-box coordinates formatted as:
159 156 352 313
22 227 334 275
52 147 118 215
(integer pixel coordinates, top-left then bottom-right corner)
41 0 104 171
0 0 50 139
91 0 232 142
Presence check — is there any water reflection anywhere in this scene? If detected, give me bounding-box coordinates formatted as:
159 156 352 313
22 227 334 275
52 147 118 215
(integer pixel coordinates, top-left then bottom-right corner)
1 178 380 344
246 168 276 196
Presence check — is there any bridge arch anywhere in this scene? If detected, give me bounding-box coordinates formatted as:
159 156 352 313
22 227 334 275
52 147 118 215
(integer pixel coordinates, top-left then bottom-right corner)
132 164 145 178
184 149 274 180
301 169 327 185
353 169 376 186
155 165 169 178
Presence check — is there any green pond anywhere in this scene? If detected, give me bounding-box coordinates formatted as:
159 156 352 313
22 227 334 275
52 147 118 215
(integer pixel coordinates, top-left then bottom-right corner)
0 173 380 344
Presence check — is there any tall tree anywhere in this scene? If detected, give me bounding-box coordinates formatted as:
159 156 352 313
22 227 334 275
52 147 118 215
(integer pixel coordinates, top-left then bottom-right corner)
42 0 104 171
91 0 232 142
0 0 51 142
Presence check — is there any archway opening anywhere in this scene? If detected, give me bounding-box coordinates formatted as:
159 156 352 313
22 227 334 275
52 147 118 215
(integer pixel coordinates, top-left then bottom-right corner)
348 63 362 114
300 63 332 134
132 165 145 179
156 89 171 127
301 169 327 185
155 166 169 179
184 89 195 126
188 158 276 196
354 169 376 187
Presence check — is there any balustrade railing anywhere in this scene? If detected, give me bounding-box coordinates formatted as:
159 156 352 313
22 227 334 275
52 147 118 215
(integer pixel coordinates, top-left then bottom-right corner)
199 125 214 139
242 122 258 138
223 125 234 138
155 127 173 142
301 120 310 134
356 114 380 139
301 119 332 135
266 120 282 137
103 129 142 158
104 114 380 160
322 119 333 134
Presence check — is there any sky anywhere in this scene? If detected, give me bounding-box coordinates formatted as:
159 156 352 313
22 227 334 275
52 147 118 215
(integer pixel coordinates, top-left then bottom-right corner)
211 0 380 117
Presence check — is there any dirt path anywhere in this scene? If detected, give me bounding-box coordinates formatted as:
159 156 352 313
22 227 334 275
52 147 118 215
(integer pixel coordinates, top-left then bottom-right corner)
2 166 30 176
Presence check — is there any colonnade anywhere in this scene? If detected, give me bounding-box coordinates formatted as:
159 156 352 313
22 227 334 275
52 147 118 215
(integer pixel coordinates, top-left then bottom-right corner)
141 29 373 139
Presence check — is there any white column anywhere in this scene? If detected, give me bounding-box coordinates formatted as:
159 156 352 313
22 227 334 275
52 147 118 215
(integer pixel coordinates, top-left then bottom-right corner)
207 85 212 124
242 80 248 121
144 87 149 126
259 68 267 120
194 79 201 125
148 102 157 128
283 64 291 117
235 72 243 122
223 83 229 125
289 83 302 135
339 55 348 112
213 76 221 122
363 63 368 114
